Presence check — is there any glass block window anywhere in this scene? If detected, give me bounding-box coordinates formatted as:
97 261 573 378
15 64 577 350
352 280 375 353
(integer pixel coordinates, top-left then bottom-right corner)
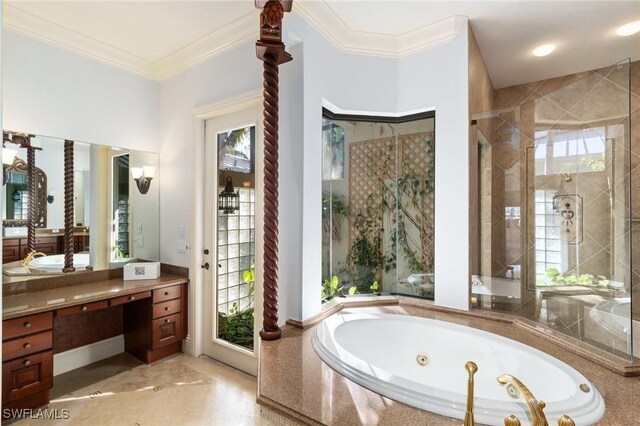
217 187 255 315
535 190 561 282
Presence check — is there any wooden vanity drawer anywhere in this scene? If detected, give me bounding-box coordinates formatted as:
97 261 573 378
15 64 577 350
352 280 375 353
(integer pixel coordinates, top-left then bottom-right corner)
110 291 151 307
56 300 109 317
3 331 52 361
2 350 53 403
152 299 181 319
152 313 182 349
3 312 53 341
152 285 181 303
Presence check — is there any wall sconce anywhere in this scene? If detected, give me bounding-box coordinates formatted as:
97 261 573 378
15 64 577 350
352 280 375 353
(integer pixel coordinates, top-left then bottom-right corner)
11 188 21 202
219 175 239 214
131 166 155 194
47 191 55 204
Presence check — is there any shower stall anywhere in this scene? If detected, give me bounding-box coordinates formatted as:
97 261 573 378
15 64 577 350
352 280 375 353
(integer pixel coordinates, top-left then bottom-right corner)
321 111 435 300
474 59 636 361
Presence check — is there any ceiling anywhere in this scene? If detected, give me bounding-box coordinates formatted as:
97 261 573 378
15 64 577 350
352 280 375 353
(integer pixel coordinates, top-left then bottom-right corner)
3 0 639 87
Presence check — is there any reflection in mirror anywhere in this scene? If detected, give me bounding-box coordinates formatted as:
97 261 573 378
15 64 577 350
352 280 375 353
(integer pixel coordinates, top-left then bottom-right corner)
2 157 47 230
2 133 160 281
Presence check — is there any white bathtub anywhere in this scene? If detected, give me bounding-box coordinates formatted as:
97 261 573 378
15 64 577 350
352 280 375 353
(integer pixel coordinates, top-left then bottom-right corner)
28 253 90 270
313 313 605 425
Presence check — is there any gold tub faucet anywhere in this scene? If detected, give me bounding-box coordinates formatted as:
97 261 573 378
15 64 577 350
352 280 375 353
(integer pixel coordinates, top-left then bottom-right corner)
497 374 576 426
22 250 47 266
464 361 478 426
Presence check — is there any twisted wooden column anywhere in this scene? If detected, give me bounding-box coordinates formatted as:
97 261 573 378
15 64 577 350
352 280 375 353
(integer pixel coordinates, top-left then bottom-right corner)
26 147 36 253
63 140 75 273
256 0 292 341
260 51 281 340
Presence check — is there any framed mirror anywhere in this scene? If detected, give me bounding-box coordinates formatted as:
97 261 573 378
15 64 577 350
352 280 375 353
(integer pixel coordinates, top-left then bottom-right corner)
4 157 47 228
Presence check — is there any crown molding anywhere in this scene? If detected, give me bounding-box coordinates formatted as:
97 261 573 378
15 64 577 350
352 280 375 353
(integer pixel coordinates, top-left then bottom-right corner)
3 4 260 81
3 4 156 79
294 0 467 57
154 11 259 81
4 1 465 82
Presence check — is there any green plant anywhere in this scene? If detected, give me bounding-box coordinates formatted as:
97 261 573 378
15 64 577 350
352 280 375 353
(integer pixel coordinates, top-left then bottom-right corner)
540 267 610 287
346 210 385 270
322 275 342 298
220 264 256 351
243 265 255 298
370 281 379 293
221 303 254 350
322 192 349 240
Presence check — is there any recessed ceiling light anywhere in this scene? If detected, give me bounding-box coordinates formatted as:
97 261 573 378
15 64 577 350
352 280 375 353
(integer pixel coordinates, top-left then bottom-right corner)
616 21 640 37
532 44 556 57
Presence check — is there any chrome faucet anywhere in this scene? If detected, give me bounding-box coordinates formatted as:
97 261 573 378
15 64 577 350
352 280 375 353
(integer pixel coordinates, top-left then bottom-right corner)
497 374 575 426
22 250 46 266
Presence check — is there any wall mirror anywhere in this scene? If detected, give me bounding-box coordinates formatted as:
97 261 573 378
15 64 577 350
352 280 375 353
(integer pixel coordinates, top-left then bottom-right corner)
4 157 47 228
2 132 160 280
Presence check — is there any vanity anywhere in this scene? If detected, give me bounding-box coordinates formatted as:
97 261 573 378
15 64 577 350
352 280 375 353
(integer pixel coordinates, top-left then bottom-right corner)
2 267 188 415
2 130 168 418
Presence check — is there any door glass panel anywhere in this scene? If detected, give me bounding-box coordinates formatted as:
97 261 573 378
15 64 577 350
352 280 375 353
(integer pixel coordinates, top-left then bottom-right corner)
216 125 255 351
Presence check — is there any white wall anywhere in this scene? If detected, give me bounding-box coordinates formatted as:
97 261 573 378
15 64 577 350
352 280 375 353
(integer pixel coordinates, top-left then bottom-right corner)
129 150 160 262
284 15 471 317
398 25 471 310
2 30 159 151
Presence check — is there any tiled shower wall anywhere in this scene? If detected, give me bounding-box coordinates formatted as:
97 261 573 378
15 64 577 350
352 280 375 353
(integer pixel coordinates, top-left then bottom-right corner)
485 61 639 333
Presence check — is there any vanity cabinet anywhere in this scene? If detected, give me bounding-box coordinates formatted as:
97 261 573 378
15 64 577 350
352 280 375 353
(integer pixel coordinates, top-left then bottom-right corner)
124 284 187 363
73 235 90 253
2 279 187 418
2 312 54 410
2 238 21 263
2 235 90 264
3 237 62 264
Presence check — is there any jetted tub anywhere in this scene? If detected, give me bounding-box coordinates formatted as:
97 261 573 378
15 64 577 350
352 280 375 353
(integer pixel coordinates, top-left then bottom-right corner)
313 313 605 425
28 253 90 270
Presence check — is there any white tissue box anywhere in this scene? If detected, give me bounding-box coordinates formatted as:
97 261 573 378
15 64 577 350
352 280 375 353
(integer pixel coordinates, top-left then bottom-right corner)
123 262 161 280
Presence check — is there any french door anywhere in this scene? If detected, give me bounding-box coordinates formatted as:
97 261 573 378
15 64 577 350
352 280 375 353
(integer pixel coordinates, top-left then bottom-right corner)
202 107 262 375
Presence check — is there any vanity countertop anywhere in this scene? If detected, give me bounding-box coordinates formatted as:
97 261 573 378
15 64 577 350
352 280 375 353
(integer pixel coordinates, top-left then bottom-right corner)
2 273 188 320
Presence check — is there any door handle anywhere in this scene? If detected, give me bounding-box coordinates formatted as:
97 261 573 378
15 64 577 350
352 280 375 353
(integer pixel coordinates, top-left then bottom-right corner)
201 262 210 270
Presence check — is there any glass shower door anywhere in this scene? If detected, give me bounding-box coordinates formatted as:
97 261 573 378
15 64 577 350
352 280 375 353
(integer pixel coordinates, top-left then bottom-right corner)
475 59 634 361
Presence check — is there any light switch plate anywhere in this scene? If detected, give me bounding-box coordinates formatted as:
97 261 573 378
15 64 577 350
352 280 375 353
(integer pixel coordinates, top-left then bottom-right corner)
177 239 187 253
135 236 144 247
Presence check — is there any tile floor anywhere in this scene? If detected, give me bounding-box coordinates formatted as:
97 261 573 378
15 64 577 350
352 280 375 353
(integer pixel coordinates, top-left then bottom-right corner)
10 353 297 426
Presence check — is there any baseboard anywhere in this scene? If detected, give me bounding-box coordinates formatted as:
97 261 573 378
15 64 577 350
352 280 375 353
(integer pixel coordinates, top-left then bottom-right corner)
53 335 124 376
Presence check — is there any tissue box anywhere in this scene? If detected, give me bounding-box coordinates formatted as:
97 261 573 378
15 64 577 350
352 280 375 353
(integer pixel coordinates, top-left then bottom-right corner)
123 262 161 280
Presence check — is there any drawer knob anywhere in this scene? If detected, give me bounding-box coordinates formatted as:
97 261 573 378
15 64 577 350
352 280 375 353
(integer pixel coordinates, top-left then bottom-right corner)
164 307 169 311
129 296 136 301
23 359 31 366
23 343 31 350
24 322 32 329
164 292 169 296
81 306 88 312
165 319 171 324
